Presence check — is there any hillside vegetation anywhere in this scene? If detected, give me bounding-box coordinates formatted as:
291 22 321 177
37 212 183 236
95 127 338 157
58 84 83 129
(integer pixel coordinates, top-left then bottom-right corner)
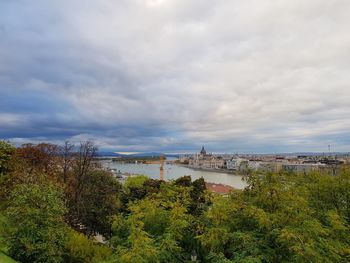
0 141 349 262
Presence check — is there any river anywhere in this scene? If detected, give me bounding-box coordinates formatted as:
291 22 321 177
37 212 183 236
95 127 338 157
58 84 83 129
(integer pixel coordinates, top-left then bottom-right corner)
101 159 247 189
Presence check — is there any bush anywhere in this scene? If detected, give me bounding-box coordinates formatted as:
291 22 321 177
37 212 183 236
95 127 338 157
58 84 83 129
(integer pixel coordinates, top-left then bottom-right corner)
64 230 112 263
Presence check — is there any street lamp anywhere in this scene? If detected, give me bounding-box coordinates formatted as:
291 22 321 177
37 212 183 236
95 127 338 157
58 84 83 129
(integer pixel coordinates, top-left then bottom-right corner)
191 250 197 262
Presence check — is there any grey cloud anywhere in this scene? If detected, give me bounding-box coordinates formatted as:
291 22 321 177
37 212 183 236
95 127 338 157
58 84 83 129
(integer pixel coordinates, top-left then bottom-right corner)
1 0 350 152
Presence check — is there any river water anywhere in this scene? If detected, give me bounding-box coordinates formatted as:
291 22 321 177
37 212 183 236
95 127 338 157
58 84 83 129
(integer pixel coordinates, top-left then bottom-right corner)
101 159 247 189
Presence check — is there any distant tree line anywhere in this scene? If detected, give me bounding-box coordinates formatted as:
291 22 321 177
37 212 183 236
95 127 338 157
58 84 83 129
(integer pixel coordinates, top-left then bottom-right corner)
0 140 349 262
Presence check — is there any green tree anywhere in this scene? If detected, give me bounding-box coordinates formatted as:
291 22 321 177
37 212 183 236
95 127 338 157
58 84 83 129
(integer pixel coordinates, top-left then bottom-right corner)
189 177 208 215
0 141 15 201
64 230 112 263
114 201 160 263
111 180 199 262
200 171 350 262
0 141 15 176
121 175 150 203
124 175 149 189
79 170 123 237
5 184 68 263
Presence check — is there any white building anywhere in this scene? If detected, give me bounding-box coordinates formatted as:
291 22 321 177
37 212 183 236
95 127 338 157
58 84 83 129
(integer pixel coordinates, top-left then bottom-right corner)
226 158 244 170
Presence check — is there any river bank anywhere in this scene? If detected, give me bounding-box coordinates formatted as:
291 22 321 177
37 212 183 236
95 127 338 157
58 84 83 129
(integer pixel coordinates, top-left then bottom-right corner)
100 160 248 189
180 164 239 174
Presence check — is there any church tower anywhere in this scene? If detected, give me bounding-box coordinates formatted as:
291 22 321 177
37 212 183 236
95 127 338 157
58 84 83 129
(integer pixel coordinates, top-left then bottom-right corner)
200 146 207 156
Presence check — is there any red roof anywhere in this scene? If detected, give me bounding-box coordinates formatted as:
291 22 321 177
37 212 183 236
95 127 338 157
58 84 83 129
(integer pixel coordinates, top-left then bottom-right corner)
206 182 234 194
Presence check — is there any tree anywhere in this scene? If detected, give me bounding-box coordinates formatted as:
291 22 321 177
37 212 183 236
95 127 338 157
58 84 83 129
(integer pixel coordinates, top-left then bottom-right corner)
67 141 98 225
10 143 61 185
111 180 199 262
189 177 208 215
59 141 74 184
143 178 164 194
124 175 149 189
64 230 112 263
174 175 192 187
306 170 350 224
0 141 15 176
79 170 123 237
6 184 67 263
118 228 159 263
122 175 150 203
0 141 15 201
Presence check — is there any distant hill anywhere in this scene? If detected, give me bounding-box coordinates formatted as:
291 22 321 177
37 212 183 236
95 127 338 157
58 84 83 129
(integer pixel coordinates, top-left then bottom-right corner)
132 152 180 158
97 152 125 157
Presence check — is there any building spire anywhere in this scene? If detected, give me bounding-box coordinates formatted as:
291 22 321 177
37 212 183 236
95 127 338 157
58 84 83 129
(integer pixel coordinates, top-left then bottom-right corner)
200 145 206 155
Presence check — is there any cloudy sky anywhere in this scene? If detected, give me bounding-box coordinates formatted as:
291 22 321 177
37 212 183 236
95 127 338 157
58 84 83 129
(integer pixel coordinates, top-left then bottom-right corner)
1 0 350 153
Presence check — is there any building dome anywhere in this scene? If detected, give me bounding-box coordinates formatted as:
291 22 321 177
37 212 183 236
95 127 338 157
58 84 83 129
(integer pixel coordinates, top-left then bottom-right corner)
200 146 207 155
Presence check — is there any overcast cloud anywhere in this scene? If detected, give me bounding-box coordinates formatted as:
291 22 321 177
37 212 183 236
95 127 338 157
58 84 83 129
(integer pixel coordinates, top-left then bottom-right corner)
1 0 350 153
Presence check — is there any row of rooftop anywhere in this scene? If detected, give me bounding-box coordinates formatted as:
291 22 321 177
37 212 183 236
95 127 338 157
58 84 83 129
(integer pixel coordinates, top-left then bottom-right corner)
178 146 350 174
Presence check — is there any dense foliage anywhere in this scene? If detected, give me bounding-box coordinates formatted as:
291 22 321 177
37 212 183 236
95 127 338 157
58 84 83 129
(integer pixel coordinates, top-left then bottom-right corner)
0 140 349 262
6 184 67 263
